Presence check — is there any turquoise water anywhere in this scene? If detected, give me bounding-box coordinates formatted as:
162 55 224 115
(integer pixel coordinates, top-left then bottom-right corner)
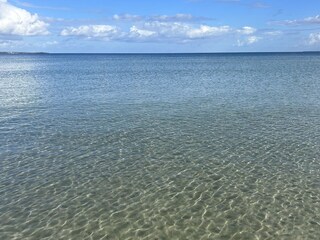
0 53 320 239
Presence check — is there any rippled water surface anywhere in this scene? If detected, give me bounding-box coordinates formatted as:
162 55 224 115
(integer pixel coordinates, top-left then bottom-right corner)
1 53 320 239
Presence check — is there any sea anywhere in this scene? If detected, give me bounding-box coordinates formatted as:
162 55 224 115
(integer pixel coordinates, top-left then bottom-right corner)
0 53 320 239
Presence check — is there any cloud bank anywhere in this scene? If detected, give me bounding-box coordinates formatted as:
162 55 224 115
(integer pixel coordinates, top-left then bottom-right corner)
61 25 121 40
60 21 258 43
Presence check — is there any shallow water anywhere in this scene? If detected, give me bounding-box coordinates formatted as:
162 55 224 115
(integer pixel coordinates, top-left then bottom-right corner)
0 53 320 239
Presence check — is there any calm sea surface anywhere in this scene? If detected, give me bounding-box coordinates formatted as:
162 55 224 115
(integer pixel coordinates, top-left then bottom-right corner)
0 53 320 239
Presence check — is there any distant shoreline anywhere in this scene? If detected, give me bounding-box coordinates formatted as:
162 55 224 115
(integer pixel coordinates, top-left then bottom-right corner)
1 51 319 55
0 52 49 55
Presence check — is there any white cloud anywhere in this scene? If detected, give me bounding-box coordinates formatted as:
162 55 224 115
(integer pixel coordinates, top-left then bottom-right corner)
129 26 156 39
131 21 232 39
309 33 320 45
272 15 320 26
237 36 261 46
303 15 320 24
60 25 121 39
187 25 231 38
0 0 49 36
142 21 191 38
236 26 256 35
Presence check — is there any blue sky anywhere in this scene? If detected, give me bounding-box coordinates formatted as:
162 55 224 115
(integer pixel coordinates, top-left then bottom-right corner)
0 0 320 52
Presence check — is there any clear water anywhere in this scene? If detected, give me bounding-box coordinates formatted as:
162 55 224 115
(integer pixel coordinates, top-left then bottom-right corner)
0 53 320 239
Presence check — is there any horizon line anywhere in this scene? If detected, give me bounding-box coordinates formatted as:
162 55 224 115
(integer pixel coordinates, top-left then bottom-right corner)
1 51 320 55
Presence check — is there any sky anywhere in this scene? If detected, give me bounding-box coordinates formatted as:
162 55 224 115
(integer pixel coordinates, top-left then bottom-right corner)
0 0 320 53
